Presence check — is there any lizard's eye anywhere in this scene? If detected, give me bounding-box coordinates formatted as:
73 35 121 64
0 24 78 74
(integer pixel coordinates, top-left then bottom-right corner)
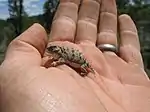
53 47 60 52
47 46 60 52
47 46 57 51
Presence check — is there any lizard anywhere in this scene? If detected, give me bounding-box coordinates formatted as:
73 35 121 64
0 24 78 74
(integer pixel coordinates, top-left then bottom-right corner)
46 45 95 76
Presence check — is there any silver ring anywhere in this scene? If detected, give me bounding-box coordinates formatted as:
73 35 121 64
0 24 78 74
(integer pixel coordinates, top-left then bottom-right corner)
97 44 118 53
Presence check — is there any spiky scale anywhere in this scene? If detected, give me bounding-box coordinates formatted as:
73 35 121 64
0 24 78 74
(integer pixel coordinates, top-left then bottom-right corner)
46 45 94 75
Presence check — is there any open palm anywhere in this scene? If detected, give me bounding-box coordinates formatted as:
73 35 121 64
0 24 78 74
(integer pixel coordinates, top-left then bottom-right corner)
0 0 150 112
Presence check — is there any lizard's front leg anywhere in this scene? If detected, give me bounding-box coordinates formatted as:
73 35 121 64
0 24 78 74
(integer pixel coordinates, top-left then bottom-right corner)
51 58 66 67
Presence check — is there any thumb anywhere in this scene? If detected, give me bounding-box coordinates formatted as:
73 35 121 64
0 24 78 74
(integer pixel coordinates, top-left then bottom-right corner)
3 23 48 67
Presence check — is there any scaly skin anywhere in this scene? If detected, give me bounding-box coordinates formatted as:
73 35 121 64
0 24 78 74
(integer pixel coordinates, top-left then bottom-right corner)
46 45 94 76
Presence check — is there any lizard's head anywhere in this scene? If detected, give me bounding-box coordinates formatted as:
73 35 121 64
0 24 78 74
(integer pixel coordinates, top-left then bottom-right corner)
47 45 61 54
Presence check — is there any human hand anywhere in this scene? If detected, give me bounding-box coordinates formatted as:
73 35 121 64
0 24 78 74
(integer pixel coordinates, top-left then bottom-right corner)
0 0 150 112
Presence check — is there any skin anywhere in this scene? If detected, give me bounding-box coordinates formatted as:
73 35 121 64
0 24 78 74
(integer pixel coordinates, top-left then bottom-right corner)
0 0 150 112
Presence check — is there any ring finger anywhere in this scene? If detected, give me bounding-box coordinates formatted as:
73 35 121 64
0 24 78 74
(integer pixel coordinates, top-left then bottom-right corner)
97 0 117 53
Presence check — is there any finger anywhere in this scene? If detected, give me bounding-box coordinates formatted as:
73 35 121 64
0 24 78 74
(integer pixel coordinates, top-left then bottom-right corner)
103 52 150 84
4 23 48 66
119 14 140 50
75 0 100 44
119 14 144 68
97 0 117 48
49 0 80 42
